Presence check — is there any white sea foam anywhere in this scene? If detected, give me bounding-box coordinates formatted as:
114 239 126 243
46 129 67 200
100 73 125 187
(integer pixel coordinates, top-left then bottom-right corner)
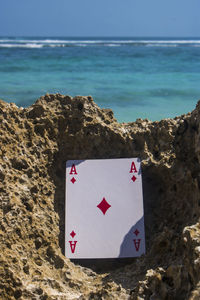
47 44 66 47
143 40 200 44
146 44 178 47
106 44 120 47
0 38 200 48
0 43 43 48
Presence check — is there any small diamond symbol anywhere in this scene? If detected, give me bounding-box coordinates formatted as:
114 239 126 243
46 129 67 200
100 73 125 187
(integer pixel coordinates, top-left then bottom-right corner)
134 229 140 236
131 175 137 182
97 198 111 215
70 230 76 238
71 177 76 184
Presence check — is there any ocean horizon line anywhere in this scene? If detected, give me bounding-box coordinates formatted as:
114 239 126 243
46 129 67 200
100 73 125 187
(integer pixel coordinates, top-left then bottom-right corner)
0 35 200 39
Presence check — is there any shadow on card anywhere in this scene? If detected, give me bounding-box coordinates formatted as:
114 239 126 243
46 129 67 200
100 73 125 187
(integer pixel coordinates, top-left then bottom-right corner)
66 159 85 168
70 217 145 273
118 217 145 257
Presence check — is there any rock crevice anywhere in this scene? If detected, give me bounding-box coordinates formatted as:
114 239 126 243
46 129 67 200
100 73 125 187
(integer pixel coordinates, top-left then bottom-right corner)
1 94 200 299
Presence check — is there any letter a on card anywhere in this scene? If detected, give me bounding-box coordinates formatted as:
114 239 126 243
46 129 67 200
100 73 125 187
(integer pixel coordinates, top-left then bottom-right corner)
69 241 77 253
130 161 137 173
65 158 145 259
133 239 141 251
69 164 77 175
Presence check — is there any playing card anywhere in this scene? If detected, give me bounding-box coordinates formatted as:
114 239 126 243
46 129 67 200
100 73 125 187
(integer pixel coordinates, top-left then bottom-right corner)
65 158 145 259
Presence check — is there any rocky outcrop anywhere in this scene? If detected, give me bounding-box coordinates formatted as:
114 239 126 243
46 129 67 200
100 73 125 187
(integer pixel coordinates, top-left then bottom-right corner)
1 94 200 299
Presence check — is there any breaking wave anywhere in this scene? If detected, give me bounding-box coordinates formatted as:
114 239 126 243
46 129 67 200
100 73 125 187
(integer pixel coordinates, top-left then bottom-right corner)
0 38 200 49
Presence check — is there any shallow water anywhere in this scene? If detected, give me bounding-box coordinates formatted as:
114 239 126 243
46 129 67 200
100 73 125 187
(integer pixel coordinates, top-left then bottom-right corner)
0 37 200 122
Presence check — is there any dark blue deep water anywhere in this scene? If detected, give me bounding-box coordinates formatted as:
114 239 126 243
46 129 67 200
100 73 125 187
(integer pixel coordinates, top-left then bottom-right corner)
0 37 200 122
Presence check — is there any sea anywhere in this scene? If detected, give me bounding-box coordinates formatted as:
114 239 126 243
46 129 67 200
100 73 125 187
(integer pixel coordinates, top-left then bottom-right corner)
0 37 200 122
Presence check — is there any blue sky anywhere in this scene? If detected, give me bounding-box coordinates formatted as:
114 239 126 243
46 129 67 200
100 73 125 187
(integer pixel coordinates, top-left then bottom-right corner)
0 0 199 37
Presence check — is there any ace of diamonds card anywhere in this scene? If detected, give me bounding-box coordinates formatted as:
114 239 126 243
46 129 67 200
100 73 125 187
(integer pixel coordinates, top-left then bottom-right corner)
65 158 145 259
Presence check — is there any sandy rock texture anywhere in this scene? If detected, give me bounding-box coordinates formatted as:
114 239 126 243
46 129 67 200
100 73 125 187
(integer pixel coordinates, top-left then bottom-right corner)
1 94 200 299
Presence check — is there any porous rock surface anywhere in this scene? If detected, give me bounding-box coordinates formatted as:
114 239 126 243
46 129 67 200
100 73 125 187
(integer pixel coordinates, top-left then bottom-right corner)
1 94 200 299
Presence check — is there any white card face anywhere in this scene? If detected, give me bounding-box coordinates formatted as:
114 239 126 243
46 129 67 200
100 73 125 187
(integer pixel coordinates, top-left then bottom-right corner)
65 158 145 259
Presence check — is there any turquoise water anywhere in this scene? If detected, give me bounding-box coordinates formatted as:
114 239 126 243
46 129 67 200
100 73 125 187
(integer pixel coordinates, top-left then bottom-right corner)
0 37 200 122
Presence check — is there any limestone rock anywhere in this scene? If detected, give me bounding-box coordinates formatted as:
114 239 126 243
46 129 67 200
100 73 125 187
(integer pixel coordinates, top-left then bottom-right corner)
1 94 200 299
